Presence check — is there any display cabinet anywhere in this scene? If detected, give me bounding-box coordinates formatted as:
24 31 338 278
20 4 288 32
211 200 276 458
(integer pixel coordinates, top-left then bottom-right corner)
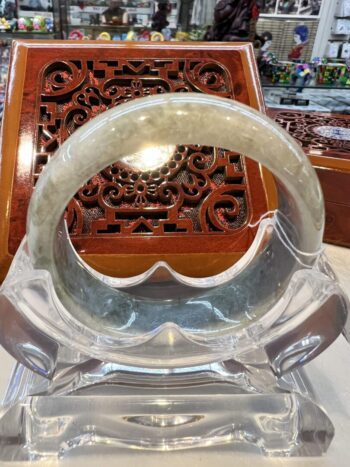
61 1 181 40
256 1 350 94
260 0 323 17
268 108 350 247
0 0 61 34
0 40 273 281
308 0 350 60
257 1 325 68
0 1 61 125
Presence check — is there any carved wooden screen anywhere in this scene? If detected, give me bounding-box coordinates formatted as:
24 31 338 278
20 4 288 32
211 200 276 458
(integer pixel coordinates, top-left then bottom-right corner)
268 109 350 248
0 41 270 279
268 110 350 160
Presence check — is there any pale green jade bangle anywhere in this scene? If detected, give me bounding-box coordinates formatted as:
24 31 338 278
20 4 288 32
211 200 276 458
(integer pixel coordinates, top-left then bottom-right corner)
26 94 325 335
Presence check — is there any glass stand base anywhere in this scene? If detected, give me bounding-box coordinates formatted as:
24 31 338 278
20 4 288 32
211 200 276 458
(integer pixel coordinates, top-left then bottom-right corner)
0 361 334 462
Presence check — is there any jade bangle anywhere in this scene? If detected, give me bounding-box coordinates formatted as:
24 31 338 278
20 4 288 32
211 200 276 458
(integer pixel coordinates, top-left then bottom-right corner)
26 94 324 339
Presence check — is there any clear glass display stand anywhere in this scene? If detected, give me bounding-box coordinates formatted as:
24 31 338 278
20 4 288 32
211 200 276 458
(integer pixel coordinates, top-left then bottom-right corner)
0 358 335 461
0 94 348 462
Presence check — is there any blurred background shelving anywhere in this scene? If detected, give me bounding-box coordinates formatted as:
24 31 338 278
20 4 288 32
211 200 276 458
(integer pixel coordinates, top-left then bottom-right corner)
1 1 350 122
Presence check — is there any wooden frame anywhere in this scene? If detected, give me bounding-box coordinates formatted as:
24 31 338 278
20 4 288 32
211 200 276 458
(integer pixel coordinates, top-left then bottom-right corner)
0 40 274 280
268 108 350 247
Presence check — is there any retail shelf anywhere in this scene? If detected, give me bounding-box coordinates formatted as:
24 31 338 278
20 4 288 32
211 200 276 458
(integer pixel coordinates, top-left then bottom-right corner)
0 32 58 40
66 24 148 30
262 82 350 90
260 14 320 19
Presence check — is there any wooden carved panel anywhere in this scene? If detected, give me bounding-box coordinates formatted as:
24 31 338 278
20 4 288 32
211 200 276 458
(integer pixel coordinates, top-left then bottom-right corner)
268 109 350 160
268 108 350 248
37 58 247 238
67 147 248 238
1 42 269 279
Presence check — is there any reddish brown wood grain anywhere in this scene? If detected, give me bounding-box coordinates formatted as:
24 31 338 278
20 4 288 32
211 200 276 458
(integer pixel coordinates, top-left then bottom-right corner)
0 41 272 280
268 109 350 247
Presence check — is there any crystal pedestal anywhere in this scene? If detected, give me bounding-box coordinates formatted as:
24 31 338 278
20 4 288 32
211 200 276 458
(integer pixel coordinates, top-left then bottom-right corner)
0 94 348 461
0 362 335 461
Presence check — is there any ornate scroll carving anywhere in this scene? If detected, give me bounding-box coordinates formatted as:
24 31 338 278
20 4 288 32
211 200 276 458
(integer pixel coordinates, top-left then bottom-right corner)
271 110 350 160
36 58 249 237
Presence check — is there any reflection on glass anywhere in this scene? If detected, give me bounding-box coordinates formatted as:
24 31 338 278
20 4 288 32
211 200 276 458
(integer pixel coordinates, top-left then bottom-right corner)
278 0 299 15
260 0 322 15
121 145 176 171
260 0 278 14
298 0 322 15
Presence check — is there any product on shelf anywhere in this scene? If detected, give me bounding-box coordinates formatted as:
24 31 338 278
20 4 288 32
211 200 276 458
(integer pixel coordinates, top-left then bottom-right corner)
68 1 160 29
288 24 309 61
138 29 150 40
271 61 294 84
33 15 48 32
337 0 350 18
339 62 350 85
68 28 84 39
292 62 312 86
17 16 33 31
150 30 164 41
266 55 350 87
175 30 188 41
207 0 258 41
341 43 350 59
0 0 55 34
317 62 350 86
326 42 341 59
161 26 171 40
18 0 54 24
188 26 206 41
333 18 350 35
0 17 11 30
97 30 111 39
126 29 136 39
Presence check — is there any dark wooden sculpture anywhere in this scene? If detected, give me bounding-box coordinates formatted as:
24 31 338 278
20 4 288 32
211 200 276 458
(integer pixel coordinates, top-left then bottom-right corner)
0 41 272 280
268 109 350 247
207 0 260 42
151 0 171 31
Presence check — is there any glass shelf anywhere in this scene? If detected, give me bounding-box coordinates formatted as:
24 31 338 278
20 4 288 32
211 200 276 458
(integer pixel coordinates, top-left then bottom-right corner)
66 24 146 30
64 1 152 35
259 0 323 17
0 32 57 39
261 78 350 90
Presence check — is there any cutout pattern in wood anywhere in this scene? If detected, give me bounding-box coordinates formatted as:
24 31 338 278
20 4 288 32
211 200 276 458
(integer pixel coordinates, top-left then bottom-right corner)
36 58 249 237
271 110 350 159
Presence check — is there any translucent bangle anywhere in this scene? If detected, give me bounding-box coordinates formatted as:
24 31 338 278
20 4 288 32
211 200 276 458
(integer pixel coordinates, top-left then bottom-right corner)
2 94 344 372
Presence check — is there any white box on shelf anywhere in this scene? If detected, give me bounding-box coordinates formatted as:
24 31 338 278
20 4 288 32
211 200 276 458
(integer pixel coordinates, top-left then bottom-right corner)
341 42 350 58
332 18 350 35
326 41 341 58
337 0 350 18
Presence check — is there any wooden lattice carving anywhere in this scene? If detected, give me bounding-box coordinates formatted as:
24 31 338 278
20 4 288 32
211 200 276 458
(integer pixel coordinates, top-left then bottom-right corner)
269 110 350 160
1 42 270 278
36 58 247 238
268 108 350 248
